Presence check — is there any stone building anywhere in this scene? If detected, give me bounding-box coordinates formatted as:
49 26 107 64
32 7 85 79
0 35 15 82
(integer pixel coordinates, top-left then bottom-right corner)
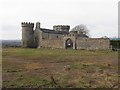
21 22 110 50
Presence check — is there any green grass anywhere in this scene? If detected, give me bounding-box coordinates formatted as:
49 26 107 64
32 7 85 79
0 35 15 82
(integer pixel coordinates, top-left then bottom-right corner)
2 48 118 88
3 76 51 88
2 48 116 58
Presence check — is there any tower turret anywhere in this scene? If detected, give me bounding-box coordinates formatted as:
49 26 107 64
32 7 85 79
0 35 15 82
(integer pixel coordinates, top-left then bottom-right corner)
34 22 42 48
70 31 78 37
53 25 70 32
21 22 35 48
35 22 40 29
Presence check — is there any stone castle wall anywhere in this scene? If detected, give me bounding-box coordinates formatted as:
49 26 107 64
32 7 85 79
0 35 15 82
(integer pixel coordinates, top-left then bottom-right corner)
40 36 110 50
40 32 64 48
41 39 64 49
42 33 63 40
76 38 110 50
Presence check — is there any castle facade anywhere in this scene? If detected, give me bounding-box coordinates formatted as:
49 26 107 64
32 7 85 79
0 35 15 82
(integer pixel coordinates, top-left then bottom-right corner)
21 22 110 50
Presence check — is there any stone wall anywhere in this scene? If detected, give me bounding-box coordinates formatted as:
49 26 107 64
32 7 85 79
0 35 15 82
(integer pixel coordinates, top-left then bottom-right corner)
41 39 64 49
41 37 110 50
42 32 63 40
76 38 110 50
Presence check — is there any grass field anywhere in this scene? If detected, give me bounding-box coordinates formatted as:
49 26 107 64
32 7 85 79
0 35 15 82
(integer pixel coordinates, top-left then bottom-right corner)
2 48 119 88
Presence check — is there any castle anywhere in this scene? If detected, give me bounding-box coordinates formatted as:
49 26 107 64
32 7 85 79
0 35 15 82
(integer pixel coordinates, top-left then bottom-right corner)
21 22 110 50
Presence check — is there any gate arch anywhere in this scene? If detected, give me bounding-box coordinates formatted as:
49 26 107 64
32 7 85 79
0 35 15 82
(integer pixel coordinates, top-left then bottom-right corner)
65 38 73 49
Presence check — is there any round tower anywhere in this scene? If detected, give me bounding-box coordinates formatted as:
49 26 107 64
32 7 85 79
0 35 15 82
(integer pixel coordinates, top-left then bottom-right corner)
21 22 35 48
34 22 42 48
53 25 70 32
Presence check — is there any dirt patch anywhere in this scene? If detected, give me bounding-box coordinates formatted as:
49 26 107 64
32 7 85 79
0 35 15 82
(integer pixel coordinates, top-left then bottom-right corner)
25 63 44 70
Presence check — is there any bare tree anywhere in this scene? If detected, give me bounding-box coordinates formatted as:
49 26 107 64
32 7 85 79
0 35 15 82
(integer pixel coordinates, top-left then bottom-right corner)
101 36 109 39
71 24 90 37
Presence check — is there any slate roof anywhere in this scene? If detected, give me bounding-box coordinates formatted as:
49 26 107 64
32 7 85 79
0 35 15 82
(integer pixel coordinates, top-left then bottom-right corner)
40 28 88 38
78 34 89 38
40 28 69 34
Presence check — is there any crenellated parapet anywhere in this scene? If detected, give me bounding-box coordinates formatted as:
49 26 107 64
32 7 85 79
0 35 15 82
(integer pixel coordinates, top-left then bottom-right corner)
53 25 70 27
21 22 34 27
53 25 70 32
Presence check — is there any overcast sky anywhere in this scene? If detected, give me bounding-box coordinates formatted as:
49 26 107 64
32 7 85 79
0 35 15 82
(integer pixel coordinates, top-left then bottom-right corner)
0 0 119 40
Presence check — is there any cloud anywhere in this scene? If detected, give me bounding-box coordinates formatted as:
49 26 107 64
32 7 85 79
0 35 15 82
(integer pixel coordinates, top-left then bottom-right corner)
0 0 118 39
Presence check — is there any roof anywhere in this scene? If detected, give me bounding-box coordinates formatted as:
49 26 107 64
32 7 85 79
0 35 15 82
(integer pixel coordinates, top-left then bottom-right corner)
40 28 69 34
78 34 89 38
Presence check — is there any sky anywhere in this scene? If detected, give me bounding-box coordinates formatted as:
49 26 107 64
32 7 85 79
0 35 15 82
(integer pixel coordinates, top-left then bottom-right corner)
0 0 119 40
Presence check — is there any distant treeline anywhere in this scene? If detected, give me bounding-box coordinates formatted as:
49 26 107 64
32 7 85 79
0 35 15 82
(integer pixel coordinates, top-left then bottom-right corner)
110 40 120 51
2 40 21 47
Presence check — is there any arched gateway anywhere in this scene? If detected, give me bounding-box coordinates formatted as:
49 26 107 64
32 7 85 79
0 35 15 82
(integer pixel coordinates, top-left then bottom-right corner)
65 38 73 49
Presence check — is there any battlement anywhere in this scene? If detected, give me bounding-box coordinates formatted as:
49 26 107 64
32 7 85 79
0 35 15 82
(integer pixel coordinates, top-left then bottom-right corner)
53 25 70 32
53 25 70 27
21 22 34 27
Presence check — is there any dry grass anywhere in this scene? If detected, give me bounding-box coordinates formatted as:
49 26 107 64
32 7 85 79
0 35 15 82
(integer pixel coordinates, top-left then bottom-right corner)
2 48 118 88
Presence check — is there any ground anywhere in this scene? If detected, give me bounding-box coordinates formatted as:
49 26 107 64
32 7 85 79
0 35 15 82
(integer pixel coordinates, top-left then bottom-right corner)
2 48 119 88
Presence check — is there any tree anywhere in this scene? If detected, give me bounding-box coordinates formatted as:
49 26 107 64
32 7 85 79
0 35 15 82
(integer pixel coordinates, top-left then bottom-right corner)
71 24 90 37
101 36 109 39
